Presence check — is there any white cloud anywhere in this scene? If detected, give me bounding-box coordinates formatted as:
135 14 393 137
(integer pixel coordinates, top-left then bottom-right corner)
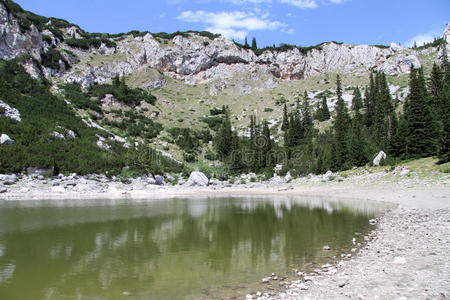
223 0 347 8
279 0 318 8
177 10 287 40
405 30 441 47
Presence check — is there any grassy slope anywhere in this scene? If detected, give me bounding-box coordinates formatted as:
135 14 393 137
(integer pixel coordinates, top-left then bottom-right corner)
50 34 441 166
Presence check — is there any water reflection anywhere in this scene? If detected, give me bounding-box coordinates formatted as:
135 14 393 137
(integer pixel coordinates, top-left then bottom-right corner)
0 196 388 299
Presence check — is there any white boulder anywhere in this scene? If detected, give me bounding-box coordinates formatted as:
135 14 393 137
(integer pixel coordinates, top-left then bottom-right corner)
185 171 209 187
0 134 14 145
373 151 386 166
0 100 21 122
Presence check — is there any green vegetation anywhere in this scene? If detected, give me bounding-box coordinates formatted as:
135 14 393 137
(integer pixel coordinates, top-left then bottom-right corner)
88 75 157 106
41 49 70 70
0 59 122 174
0 59 180 176
103 110 163 139
1 0 76 38
65 38 116 50
213 58 449 176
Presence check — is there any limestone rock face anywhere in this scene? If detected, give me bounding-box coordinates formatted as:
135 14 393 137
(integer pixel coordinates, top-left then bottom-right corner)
185 171 209 187
63 33 430 88
1 1 447 92
0 2 43 60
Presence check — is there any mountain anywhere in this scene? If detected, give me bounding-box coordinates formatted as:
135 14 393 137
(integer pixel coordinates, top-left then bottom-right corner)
0 0 448 177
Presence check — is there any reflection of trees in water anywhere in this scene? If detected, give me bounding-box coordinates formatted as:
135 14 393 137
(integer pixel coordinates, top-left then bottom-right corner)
0 200 372 299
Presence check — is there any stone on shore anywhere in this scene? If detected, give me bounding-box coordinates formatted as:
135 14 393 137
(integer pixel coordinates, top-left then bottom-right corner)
185 171 209 187
155 175 165 186
373 151 386 166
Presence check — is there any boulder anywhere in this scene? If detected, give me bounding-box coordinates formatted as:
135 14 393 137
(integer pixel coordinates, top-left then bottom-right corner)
0 134 14 145
323 170 333 181
143 174 156 185
155 175 165 186
50 131 65 139
0 174 18 185
373 151 386 166
165 174 175 183
284 172 292 183
185 171 209 187
66 130 78 139
26 167 55 178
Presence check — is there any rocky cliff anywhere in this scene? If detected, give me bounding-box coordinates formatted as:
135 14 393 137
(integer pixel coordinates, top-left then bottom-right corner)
0 1 448 91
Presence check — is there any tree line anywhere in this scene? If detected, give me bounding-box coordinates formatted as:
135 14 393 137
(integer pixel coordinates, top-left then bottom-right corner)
214 46 449 177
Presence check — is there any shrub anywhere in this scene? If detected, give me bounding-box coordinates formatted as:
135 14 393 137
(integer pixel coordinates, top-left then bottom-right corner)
66 38 116 50
41 49 70 70
264 107 274 112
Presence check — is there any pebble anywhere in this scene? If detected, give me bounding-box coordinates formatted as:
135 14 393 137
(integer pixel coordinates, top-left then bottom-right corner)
262 277 271 283
323 245 331 250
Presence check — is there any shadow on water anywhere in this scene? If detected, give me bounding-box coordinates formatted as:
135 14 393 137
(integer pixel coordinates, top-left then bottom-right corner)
0 196 391 299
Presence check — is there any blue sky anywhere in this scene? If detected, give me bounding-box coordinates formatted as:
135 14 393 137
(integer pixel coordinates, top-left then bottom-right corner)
14 0 449 48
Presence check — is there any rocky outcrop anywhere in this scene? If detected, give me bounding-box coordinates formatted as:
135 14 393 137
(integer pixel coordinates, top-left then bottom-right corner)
0 99 21 121
61 31 435 88
1 1 447 91
0 2 43 60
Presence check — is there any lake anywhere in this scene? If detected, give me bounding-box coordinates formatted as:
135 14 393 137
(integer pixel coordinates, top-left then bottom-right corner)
0 196 387 299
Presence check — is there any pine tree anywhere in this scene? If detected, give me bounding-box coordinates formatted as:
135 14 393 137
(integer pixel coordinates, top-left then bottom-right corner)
215 107 233 158
281 104 289 131
251 37 257 52
349 100 367 166
332 75 351 170
351 87 363 111
405 68 440 157
261 121 273 169
302 91 313 137
364 73 375 127
229 132 243 172
390 115 408 159
438 40 450 162
429 63 443 115
244 37 249 48
321 96 330 121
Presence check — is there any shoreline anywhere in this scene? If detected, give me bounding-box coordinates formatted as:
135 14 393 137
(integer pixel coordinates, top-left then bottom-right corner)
1 174 449 299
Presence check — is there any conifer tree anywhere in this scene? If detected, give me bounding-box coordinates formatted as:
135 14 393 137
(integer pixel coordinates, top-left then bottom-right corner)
261 121 273 169
332 75 351 170
390 115 409 159
302 91 313 137
281 104 289 131
244 37 249 48
405 68 440 157
349 99 366 166
215 107 233 158
320 96 330 121
351 87 363 111
438 40 450 162
229 131 243 172
364 73 375 127
251 37 257 52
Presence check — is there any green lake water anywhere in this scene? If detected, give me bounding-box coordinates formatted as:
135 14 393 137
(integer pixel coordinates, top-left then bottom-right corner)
0 196 387 299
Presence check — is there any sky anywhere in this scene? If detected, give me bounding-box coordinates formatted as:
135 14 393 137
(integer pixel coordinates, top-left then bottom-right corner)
14 0 450 48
